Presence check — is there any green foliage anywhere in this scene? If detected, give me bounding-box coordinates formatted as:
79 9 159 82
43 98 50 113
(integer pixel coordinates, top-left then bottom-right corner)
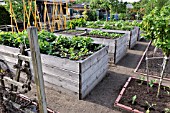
148 79 157 88
132 95 137 105
0 30 102 60
141 5 170 56
4 0 34 22
138 76 145 85
89 30 123 38
67 18 86 29
145 101 156 113
87 10 97 21
164 108 170 113
0 5 10 25
119 13 126 20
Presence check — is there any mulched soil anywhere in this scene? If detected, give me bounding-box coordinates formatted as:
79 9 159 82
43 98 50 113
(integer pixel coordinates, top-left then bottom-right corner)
57 30 84 35
136 44 170 79
119 78 170 113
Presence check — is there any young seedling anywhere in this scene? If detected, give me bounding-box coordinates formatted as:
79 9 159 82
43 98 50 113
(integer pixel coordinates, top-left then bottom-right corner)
145 101 156 113
167 91 170 96
164 108 170 113
149 79 157 88
138 76 145 85
132 95 137 105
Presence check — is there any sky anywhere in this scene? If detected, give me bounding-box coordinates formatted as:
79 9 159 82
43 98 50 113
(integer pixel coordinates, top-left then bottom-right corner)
119 0 140 3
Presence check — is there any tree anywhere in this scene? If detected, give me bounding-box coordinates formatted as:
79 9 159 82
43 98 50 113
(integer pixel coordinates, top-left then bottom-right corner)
141 5 170 97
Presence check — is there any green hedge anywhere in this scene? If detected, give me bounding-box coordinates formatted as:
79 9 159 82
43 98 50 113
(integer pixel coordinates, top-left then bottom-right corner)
0 5 10 25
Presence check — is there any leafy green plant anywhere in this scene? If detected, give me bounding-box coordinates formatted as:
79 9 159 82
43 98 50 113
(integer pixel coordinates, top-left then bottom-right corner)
89 30 123 38
67 18 86 29
0 30 102 60
138 76 145 85
164 108 170 113
132 95 137 105
148 79 157 88
141 5 170 97
145 101 156 113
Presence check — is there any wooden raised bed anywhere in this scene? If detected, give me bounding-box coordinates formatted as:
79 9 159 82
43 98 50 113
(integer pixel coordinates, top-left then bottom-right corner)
0 44 109 99
55 31 128 64
76 26 139 49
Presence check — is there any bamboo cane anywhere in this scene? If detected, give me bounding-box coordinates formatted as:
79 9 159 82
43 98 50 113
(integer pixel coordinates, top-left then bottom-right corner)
9 1 19 32
157 56 169 97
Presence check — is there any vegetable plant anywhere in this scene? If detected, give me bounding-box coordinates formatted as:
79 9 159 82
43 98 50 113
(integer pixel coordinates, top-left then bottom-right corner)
67 18 86 29
148 79 157 88
132 95 137 105
0 30 103 61
145 101 156 113
138 76 145 85
89 30 123 38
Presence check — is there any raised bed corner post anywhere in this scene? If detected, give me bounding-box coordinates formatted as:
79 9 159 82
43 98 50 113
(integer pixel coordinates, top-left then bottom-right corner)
27 27 48 113
157 56 169 97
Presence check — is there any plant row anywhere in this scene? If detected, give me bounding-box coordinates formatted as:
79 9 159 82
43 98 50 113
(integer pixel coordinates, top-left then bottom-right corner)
0 30 102 60
89 30 123 38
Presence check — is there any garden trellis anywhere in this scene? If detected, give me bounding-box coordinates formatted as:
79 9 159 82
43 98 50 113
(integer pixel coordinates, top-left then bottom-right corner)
8 0 70 33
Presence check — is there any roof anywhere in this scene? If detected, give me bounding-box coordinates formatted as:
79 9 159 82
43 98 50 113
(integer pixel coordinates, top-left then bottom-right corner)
71 3 90 8
36 0 76 2
0 0 5 5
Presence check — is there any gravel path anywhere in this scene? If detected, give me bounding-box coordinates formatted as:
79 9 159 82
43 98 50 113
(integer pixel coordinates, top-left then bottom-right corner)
25 39 149 113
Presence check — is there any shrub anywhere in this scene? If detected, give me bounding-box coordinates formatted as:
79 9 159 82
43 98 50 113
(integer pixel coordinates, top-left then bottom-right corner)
0 5 10 25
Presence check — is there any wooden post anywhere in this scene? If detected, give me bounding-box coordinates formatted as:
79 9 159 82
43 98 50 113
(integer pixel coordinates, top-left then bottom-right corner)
27 27 48 113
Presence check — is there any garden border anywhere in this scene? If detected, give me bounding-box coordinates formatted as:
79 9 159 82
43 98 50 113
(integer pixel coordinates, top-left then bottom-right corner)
114 77 144 113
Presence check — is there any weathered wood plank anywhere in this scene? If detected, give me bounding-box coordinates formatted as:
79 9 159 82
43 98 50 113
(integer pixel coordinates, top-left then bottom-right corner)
42 64 79 82
81 54 108 84
81 61 108 92
115 48 127 63
43 73 79 93
101 29 129 34
27 27 47 113
40 54 80 73
44 81 79 99
0 45 19 53
54 33 74 37
81 63 108 99
0 55 17 64
76 27 100 31
79 46 108 73
116 34 128 47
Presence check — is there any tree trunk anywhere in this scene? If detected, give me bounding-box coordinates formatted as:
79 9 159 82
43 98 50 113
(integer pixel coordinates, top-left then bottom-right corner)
106 10 108 21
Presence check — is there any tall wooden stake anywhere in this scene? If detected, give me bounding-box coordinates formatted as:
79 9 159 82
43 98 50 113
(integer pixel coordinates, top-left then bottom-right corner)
27 27 47 113
146 52 149 93
157 56 169 97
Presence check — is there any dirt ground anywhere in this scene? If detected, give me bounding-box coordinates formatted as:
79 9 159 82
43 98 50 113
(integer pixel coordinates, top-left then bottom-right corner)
25 39 150 113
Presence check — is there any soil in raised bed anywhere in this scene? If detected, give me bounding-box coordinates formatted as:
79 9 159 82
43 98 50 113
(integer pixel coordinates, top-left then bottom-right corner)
119 78 170 113
57 30 84 35
137 44 170 79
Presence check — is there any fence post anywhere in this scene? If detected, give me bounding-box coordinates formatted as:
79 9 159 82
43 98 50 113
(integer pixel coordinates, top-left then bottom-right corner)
27 26 47 113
